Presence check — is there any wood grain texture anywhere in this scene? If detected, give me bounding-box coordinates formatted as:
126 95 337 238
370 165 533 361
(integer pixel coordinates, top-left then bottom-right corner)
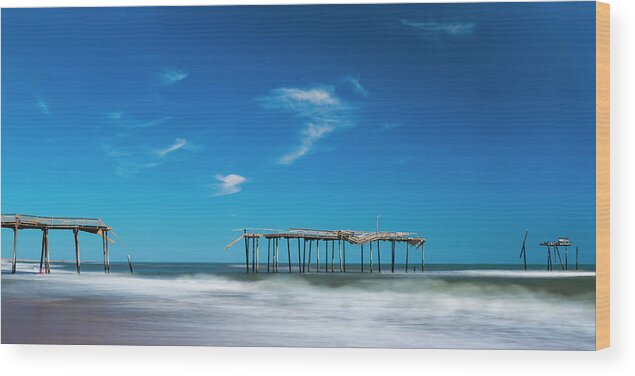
596 1 610 351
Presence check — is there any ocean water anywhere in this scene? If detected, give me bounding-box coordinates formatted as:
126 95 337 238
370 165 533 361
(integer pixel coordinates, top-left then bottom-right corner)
1 261 596 350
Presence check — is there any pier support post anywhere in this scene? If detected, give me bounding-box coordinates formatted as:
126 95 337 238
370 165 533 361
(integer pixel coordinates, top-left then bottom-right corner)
287 238 292 273
331 240 335 272
405 243 409 273
547 245 552 271
44 228 50 274
39 230 45 273
127 254 134 274
297 239 302 273
565 246 568 270
252 237 256 273
275 238 279 273
343 241 346 272
73 228 81 274
316 240 320 273
421 243 425 273
302 239 306 273
244 231 249 273
11 226 18 274
256 238 260 273
361 244 364 273
369 241 373 273
338 240 342 272
308 240 312 272
325 240 329 272
576 246 579 270
267 238 271 273
377 241 381 273
391 240 395 273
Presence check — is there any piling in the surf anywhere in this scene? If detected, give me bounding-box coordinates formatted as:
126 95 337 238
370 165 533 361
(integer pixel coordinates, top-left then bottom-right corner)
225 228 426 274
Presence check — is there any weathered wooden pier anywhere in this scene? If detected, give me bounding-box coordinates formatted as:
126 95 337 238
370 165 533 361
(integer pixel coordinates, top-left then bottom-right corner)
1 214 113 274
539 237 579 271
225 228 426 273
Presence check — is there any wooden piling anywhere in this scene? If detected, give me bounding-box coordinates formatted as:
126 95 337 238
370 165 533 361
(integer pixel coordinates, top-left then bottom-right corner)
127 254 134 274
267 238 271 273
252 237 256 273
302 239 307 273
11 226 18 274
338 240 343 272
105 230 110 273
39 230 45 273
297 239 302 273
287 238 292 273
331 240 335 272
361 244 364 272
73 228 81 274
343 241 346 272
391 240 395 273
421 243 425 272
308 240 312 272
275 238 279 273
256 238 260 273
565 246 568 270
369 241 373 273
576 246 579 270
44 229 50 274
405 242 409 273
316 240 320 273
244 230 249 273
377 241 381 273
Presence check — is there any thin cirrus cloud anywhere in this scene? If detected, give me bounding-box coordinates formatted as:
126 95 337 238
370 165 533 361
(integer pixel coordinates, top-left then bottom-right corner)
156 138 187 157
400 19 476 36
106 112 173 128
213 174 247 196
161 68 189 85
36 97 50 115
260 85 354 165
344 76 369 97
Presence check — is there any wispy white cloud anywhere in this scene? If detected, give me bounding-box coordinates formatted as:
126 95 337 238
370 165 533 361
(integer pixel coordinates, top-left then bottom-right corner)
260 85 354 165
37 98 50 115
344 76 368 97
156 138 187 157
161 68 189 85
213 174 247 196
107 111 124 120
401 20 476 36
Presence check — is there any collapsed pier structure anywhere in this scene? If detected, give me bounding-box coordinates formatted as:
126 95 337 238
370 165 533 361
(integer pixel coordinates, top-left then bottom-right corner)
1 213 113 274
539 237 579 271
225 228 426 273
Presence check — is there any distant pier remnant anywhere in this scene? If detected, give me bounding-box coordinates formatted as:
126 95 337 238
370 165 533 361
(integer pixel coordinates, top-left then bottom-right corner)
1 214 113 274
539 237 575 271
225 228 426 274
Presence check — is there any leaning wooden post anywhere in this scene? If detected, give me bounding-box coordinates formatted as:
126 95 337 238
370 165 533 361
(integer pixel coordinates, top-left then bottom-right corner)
546 245 551 271
45 229 51 274
391 240 395 273
127 254 134 274
287 238 292 273
11 226 18 274
576 246 579 270
102 231 107 274
405 242 409 273
377 241 381 273
39 230 45 273
565 246 568 270
243 231 249 273
73 228 81 274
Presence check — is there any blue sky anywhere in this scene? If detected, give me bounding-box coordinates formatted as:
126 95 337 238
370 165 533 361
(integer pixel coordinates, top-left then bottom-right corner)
1 3 596 264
